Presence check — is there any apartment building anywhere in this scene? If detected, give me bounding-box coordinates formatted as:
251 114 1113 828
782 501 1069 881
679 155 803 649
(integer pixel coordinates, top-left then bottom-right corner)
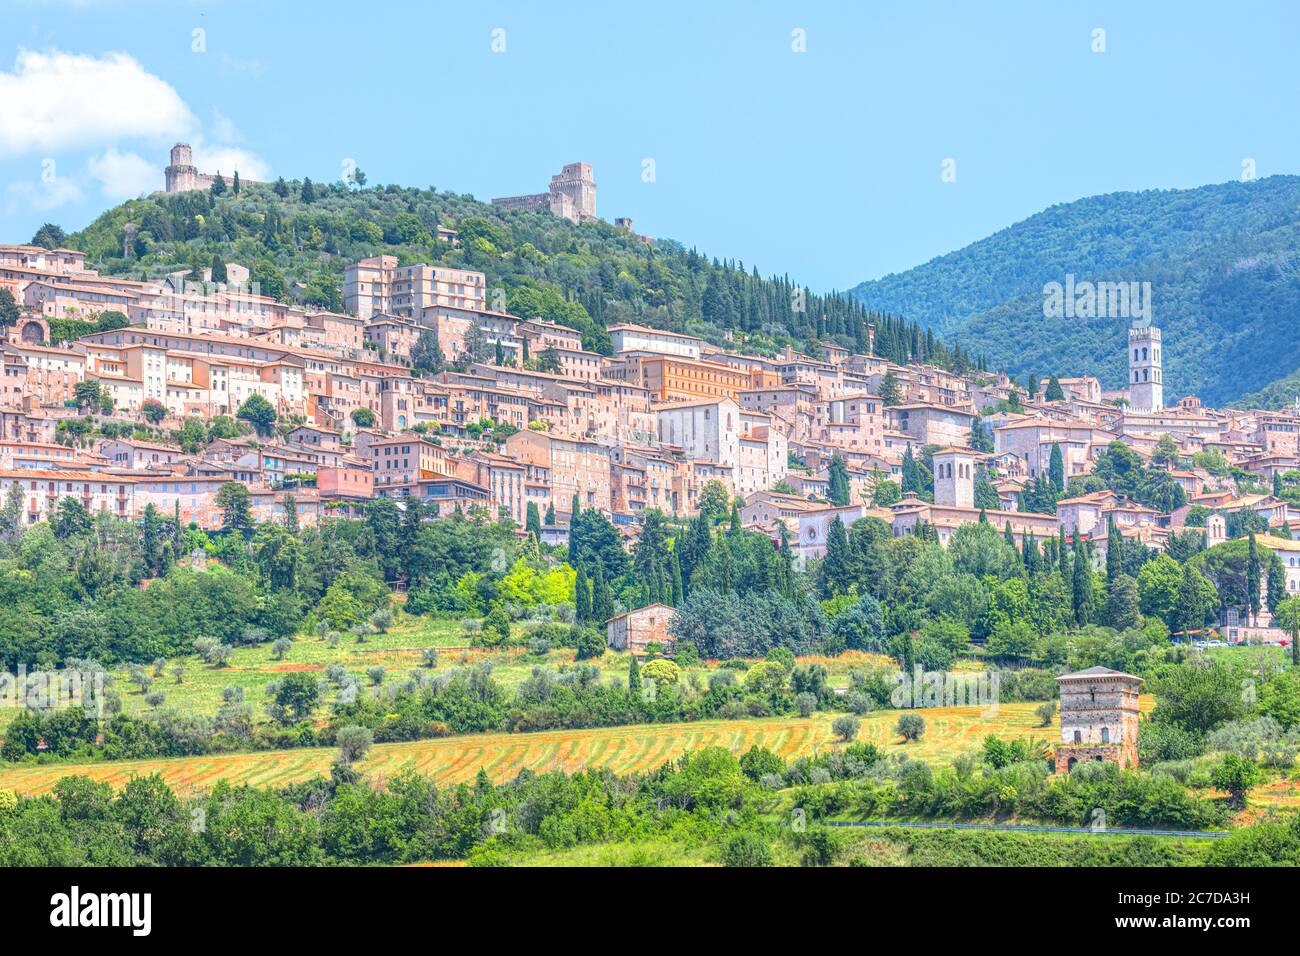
344 255 486 320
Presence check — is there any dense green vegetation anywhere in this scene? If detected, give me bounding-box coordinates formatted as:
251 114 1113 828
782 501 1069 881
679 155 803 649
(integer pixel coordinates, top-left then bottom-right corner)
7 734 1289 866
850 175 1300 406
61 178 977 371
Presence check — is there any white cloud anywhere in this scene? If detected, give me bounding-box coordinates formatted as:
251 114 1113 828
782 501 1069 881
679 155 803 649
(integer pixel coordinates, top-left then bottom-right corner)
190 140 271 182
5 175 84 214
0 49 195 156
88 146 159 200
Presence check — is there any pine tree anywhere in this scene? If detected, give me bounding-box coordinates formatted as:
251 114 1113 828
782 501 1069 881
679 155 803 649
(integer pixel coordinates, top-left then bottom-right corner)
878 370 902 406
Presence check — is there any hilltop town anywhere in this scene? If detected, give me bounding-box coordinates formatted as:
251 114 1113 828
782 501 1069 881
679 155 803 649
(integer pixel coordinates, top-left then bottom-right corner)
1 177 1299 647
5 149 1300 877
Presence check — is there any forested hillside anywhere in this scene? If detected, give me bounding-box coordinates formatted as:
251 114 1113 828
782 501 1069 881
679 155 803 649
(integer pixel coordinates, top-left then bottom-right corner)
850 176 1300 406
64 178 978 372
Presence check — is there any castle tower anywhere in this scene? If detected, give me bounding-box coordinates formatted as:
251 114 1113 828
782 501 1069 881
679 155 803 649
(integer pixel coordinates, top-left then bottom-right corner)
1128 325 1163 411
1054 667 1143 772
932 446 976 509
165 143 198 193
550 163 596 221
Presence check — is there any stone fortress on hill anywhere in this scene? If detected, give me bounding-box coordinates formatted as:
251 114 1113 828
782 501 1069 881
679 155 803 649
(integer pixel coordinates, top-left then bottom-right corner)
492 162 597 225
161 147 619 231
163 143 263 194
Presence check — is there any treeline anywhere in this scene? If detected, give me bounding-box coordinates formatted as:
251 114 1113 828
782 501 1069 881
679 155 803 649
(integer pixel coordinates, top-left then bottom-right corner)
2 736 1268 867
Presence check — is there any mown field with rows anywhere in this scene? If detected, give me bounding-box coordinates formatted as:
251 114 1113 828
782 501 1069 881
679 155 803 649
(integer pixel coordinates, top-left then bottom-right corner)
0 702 1056 796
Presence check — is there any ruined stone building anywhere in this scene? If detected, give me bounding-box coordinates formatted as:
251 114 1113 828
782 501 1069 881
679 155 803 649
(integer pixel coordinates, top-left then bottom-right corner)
492 162 596 224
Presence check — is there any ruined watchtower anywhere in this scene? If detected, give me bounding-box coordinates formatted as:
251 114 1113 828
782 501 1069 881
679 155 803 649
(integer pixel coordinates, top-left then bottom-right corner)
164 143 201 193
1053 666 1142 772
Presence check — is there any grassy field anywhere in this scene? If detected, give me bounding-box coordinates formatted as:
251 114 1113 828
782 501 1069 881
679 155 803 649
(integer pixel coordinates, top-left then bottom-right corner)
0 606 900 734
0 701 1056 796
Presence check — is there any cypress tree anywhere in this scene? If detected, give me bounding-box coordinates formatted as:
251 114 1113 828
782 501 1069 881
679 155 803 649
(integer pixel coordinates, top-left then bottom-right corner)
526 502 542 539
1247 533 1262 624
1058 528 1069 576
828 455 850 506
1106 518 1123 582
628 655 641 693
670 549 684 606
1072 538 1094 625
1048 443 1064 493
592 563 615 622
574 560 591 622
820 516 851 598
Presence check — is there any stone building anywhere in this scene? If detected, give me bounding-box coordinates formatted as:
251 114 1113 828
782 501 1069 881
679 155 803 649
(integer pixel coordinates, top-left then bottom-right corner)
1128 324 1163 412
1053 666 1142 772
492 162 597 224
163 143 261 194
606 603 676 655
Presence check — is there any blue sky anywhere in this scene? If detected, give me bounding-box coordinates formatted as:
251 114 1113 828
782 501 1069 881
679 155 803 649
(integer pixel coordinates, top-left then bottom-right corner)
2 0 1298 291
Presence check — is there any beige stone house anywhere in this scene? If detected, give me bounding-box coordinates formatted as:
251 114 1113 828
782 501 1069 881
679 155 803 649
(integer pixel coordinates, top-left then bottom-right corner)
606 603 676 655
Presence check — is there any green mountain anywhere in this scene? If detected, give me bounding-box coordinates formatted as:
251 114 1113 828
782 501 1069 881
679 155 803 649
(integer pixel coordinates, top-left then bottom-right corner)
850 176 1300 408
61 177 975 373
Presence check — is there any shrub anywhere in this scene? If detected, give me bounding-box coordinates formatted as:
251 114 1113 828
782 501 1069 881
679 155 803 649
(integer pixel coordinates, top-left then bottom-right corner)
1035 700 1057 727
721 832 773 867
832 715 861 742
896 713 926 742
336 725 374 764
641 658 680 687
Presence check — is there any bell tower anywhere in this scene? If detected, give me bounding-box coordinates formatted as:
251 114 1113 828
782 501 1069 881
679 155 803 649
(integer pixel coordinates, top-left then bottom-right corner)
1128 325 1163 412
932 446 976 509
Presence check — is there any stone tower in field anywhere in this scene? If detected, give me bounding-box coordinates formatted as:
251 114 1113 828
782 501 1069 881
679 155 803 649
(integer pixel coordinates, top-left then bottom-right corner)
932 446 976 509
1054 666 1142 772
1128 325 1163 412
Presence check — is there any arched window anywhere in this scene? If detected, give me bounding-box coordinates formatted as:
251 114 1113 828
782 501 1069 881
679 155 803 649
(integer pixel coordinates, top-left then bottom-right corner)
1101 726 1110 744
